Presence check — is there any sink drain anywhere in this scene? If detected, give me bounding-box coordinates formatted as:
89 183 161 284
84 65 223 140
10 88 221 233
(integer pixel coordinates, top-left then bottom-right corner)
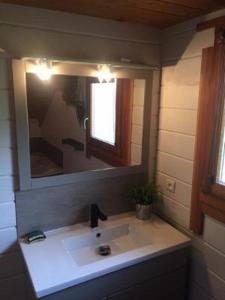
98 245 111 256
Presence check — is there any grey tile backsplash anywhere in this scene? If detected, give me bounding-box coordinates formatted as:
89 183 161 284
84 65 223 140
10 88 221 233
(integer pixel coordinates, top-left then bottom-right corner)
16 173 145 236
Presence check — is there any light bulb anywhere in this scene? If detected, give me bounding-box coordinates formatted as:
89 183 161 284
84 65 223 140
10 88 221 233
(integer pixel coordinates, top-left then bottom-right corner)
35 59 53 81
97 64 113 83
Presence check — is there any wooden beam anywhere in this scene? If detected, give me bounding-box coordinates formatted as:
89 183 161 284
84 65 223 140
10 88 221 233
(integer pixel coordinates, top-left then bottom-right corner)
197 15 225 31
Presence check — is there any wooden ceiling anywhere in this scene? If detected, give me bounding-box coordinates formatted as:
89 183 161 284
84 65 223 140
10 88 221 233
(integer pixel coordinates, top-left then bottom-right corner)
1 0 225 28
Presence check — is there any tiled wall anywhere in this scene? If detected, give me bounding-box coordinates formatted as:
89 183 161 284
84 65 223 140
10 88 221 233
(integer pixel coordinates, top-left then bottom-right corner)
16 173 145 237
157 9 225 300
0 55 27 299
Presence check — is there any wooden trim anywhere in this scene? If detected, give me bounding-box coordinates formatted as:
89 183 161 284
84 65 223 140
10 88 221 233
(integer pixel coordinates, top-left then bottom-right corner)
197 16 225 32
200 193 225 214
211 183 225 199
190 47 215 233
201 202 225 224
116 79 133 165
190 41 225 233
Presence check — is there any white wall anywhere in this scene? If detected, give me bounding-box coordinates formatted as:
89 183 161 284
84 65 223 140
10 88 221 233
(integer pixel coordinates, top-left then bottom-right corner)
0 4 160 64
0 3 160 300
29 119 41 138
157 9 225 300
0 54 27 299
41 90 84 149
131 79 145 165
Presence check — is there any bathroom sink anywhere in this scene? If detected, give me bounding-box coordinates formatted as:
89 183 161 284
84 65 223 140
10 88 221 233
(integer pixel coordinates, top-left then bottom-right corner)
63 223 152 266
20 213 191 298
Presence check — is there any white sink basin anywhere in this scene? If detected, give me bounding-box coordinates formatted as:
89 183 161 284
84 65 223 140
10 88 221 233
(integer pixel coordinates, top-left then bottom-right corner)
63 223 152 266
20 213 191 298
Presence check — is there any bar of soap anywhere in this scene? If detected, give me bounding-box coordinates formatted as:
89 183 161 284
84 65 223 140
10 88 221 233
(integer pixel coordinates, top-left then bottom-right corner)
24 230 46 244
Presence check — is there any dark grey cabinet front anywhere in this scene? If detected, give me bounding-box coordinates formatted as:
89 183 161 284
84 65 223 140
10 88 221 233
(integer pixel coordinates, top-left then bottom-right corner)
40 248 189 300
108 267 186 300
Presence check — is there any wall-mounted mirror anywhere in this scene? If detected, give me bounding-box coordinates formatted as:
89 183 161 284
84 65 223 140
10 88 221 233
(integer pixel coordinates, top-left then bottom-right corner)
27 74 145 178
13 59 152 190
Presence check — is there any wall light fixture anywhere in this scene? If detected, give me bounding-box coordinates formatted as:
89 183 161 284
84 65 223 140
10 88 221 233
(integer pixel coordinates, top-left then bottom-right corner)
34 59 53 81
97 64 113 83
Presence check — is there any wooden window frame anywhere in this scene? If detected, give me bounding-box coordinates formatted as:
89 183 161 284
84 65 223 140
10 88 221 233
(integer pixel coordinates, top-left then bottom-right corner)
191 26 225 234
86 78 133 167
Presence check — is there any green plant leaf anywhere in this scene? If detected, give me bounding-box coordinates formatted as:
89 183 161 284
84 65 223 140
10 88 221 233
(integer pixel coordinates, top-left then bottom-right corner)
127 181 160 205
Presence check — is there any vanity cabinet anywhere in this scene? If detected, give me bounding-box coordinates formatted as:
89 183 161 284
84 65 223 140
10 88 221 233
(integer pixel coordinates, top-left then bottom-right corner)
39 248 189 300
108 267 186 300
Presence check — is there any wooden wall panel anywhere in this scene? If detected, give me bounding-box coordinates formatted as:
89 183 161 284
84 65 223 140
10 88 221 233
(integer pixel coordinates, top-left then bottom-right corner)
159 10 225 300
1 0 225 28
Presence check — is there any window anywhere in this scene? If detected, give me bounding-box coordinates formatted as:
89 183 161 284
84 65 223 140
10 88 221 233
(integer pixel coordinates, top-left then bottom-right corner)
86 78 133 167
91 81 116 145
191 26 225 233
216 107 225 184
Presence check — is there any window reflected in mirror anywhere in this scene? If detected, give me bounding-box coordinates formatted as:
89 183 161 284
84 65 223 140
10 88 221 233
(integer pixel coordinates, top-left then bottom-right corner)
91 81 116 145
26 73 145 178
216 101 225 185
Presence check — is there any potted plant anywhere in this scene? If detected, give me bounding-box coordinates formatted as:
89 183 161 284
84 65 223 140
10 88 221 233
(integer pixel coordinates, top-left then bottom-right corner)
128 182 160 220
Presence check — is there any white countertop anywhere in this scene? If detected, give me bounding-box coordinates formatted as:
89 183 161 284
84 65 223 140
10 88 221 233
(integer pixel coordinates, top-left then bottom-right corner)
20 213 191 298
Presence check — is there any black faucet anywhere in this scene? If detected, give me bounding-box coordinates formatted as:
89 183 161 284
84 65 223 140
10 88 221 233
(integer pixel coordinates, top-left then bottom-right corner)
90 204 107 228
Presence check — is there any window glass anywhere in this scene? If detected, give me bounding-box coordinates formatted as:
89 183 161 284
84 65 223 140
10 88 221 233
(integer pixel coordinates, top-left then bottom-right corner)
216 100 225 184
91 81 116 145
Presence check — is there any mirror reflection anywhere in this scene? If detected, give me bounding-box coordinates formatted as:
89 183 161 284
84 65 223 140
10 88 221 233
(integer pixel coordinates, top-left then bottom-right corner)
216 102 225 184
26 73 145 178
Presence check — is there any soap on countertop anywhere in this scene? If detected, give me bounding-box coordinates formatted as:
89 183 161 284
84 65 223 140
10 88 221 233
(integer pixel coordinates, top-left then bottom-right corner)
24 230 46 244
